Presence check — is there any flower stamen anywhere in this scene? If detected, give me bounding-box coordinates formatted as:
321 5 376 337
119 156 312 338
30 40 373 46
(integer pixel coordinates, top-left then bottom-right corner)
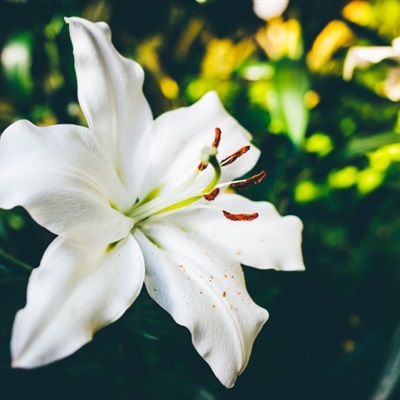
212 127 222 148
222 211 259 221
230 170 267 190
220 146 250 167
198 127 221 171
198 161 207 171
204 188 220 201
128 127 263 226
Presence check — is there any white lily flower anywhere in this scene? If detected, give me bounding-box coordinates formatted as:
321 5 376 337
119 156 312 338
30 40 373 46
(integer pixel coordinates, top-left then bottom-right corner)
343 37 400 81
0 17 304 388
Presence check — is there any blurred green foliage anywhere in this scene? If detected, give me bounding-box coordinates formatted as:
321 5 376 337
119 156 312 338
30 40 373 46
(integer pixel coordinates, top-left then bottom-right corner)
1 0 400 399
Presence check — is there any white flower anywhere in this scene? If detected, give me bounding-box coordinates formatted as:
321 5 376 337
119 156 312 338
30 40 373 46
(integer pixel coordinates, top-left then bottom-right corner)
343 38 400 101
0 17 304 388
253 0 289 21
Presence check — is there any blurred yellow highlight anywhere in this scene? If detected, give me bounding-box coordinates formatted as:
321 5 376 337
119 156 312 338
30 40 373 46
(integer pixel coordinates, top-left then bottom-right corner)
357 168 384 194
307 20 354 72
186 36 255 102
368 148 391 172
160 77 179 99
202 38 255 79
305 133 333 156
387 144 400 162
342 1 372 26
366 1 400 38
329 166 358 189
367 144 400 171
248 81 271 109
256 19 302 61
304 90 320 109
295 180 321 203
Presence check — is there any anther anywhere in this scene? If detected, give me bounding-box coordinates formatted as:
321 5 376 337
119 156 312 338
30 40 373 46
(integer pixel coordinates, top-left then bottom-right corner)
222 210 259 221
220 146 250 167
198 162 207 171
231 170 267 190
204 188 220 201
212 127 222 148
198 128 221 170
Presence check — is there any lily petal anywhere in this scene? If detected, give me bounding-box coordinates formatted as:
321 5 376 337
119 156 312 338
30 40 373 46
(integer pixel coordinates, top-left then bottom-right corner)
133 91 260 201
0 120 133 244
134 224 268 388
165 193 305 271
343 46 400 80
67 17 153 196
12 234 144 368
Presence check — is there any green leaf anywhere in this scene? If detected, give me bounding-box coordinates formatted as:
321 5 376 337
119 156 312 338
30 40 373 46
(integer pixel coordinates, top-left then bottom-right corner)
343 132 400 158
270 58 310 145
1 32 34 104
0 248 33 274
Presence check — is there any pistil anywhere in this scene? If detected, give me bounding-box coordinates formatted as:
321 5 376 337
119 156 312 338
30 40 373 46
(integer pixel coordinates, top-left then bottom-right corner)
127 127 266 227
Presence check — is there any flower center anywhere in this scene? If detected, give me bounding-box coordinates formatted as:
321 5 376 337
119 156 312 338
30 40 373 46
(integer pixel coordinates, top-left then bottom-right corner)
126 128 266 228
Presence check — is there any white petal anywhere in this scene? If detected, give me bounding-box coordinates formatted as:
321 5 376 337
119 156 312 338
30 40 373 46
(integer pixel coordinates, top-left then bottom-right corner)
132 91 260 201
385 67 400 102
12 234 144 368
67 17 153 195
165 193 305 271
343 46 400 80
253 0 289 21
134 224 268 388
0 120 133 244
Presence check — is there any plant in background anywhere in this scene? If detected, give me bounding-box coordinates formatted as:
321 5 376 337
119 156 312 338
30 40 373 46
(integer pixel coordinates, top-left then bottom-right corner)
344 37 400 101
0 17 304 388
252 0 310 146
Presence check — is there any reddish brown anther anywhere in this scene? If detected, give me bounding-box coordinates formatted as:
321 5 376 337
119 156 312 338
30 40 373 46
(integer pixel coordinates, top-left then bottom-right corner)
198 162 207 171
212 127 222 148
231 170 267 190
220 146 250 167
203 188 220 201
197 128 222 171
222 210 259 221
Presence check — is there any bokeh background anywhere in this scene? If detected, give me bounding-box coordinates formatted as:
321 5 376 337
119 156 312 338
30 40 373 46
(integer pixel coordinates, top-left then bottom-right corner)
1 0 400 399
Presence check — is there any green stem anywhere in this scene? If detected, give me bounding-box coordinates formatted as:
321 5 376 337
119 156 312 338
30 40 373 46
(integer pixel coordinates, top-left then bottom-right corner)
0 248 33 273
